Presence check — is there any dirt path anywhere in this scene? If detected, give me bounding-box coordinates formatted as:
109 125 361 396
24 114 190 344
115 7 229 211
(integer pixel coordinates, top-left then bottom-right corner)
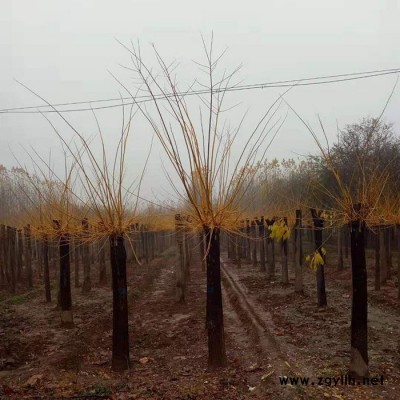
221 256 330 400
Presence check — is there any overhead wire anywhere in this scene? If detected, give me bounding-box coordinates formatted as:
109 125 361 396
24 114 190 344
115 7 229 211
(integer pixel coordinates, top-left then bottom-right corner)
1 67 399 114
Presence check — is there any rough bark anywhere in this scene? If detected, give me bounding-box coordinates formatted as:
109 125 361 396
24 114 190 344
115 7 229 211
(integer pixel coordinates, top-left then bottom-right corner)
349 214 368 378
110 234 130 371
58 230 73 327
204 226 227 368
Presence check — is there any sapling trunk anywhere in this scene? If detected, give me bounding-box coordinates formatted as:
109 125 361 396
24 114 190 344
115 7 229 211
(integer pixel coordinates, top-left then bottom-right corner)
337 227 344 270
59 232 73 327
175 215 186 302
269 235 276 280
199 231 206 272
386 228 392 280
281 217 289 284
235 233 241 268
81 218 91 293
375 227 380 291
258 217 266 272
99 238 107 284
17 229 23 282
349 214 368 378
397 225 400 299
43 235 51 303
204 226 227 368
251 220 257 267
295 210 303 293
24 225 33 288
74 237 80 288
7 227 16 293
0 225 5 285
379 228 386 284
110 234 130 371
246 220 251 263
184 226 190 278
310 209 327 307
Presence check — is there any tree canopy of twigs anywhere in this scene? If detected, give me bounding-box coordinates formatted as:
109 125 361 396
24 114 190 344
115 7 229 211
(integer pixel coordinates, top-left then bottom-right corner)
114 37 287 237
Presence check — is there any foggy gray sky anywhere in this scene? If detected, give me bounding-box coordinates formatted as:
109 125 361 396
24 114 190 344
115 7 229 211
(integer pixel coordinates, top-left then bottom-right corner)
1 0 399 201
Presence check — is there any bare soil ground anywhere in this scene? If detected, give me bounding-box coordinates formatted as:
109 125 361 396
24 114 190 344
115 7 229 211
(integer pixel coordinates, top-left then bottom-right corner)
221 240 400 400
1 242 399 400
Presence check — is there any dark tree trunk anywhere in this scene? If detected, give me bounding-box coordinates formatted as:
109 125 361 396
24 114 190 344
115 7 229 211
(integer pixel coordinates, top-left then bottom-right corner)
337 227 344 270
17 229 23 282
184 226 190 279
81 218 91 293
379 228 387 284
7 227 16 293
246 220 251 263
99 238 107 284
43 235 51 303
349 213 368 377
258 217 266 271
397 225 400 299
110 234 130 371
204 226 227 368
199 231 206 272
235 233 241 268
0 225 5 285
74 237 80 288
251 220 257 267
175 215 186 303
374 227 380 291
24 225 33 288
269 233 276 279
310 209 327 307
295 210 303 293
59 232 73 326
385 228 392 280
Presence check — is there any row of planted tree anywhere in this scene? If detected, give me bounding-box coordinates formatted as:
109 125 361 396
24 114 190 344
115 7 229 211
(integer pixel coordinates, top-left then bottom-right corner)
2 41 399 381
171 206 400 379
220 212 400 299
0 221 171 294
0 219 174 369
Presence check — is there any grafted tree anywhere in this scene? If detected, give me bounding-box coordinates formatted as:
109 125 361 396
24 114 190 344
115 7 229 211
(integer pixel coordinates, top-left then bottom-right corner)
288 101 397 377
118 38 286 367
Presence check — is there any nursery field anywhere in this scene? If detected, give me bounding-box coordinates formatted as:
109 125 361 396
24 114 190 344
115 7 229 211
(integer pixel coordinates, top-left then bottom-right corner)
1 29 400 400
1 227 399 400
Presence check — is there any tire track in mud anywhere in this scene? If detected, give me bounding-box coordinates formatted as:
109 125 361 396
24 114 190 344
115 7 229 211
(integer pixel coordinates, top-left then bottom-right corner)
221 257 320 399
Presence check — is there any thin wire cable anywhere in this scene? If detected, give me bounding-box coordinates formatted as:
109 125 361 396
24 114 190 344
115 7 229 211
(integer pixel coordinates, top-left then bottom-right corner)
1 67 399 114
